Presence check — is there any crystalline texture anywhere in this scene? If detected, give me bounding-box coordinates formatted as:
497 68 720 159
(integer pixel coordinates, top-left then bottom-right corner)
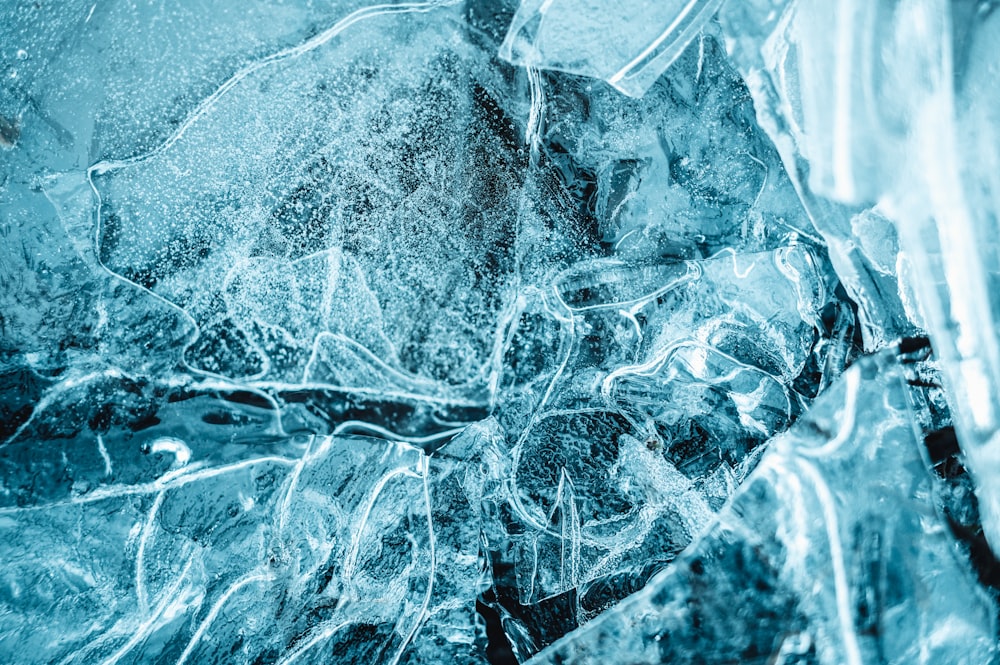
720 0 1000 559
476 244 850 657
714 0 923 353
498 0 724 98
90 2 518 404
3 1 999 663
886 3 1000 558
527 352 998 665
0 431 484 664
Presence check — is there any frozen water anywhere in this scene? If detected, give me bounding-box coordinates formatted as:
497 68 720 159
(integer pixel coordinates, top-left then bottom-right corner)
3 1 1000 664
715 0 921 353
474 244 856 657
90 2 517 400
498 0 724 98
719 0 1000 562
514 25 819 264
0 427 484 664
528 352 998 665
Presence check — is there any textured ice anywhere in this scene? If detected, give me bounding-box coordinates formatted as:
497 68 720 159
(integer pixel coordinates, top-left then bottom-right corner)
475 244 840 656
713 0 921 353
3 1 1000 664
498 0 723 98
1 428 484 664
90 2 516 399
528 352 998 665
718 0 1000 559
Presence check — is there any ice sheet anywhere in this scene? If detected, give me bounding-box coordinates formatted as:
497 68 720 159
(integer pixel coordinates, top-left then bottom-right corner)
527 352 998 665
0 430 484 664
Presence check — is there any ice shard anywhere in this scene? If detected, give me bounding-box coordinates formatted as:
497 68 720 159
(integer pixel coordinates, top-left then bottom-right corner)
498 0 724 98
884 3 1000 560
527 352 998 665
475 244 857 657
714 0 922 352
0 424 484 664
719 0 1000 560
88 1 521 408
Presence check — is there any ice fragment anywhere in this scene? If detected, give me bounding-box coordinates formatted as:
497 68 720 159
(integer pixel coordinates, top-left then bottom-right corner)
528 353 999 665
0 430 484 664
499 0 725 97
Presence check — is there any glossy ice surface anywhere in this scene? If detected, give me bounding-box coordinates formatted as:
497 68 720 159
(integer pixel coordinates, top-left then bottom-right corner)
2 1 998 664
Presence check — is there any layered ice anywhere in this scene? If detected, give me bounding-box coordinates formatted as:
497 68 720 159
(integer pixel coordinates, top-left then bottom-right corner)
2 1 1000 664
718 0 1000 561
473 243 859 657
0 429 484 664
90 2 516 400
527 352 998 665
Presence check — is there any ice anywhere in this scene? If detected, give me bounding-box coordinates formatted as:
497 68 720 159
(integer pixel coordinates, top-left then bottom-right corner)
884 4 1000 557
718 0 941 207
516 25 821 264
498 0 724 98
528 352 999 665
0 0 373 166
4 1 1000 663
0 426 484 664
89 1 519 403
476 244 853 657
715 0 924 352
719 0 1000 558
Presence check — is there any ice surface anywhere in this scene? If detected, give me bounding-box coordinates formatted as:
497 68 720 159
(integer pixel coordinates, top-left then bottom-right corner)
528 352 999 665
90 2 516 402
0 0 375 165
522 28 819 263
715 0 922 353
476 244 854 657
3 1 1000 664
719 0 1000 559
883 3 1000 557
0 428 484 664
498 0 724 98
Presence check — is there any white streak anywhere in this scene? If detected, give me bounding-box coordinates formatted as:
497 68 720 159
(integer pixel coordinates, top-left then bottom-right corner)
175 573 274 665
97 434 113 477
797 459 863 665
135 491 165 615
798 368 859 458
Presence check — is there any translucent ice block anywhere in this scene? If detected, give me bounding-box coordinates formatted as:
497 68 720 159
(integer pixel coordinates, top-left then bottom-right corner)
527 352 998 665
885 3 1000 562
0 429 484 664
719 0 943 206
721 0 1000 557
498 0 724 97
476 245 852 656
88 2 518 404
718 0 924 351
